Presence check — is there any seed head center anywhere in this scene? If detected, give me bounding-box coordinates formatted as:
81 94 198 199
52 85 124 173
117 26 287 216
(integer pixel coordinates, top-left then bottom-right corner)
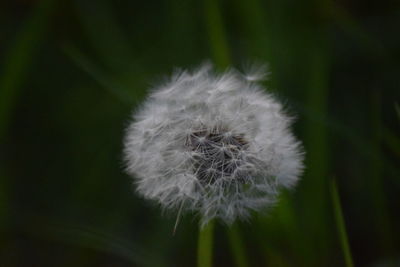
186 127 248 184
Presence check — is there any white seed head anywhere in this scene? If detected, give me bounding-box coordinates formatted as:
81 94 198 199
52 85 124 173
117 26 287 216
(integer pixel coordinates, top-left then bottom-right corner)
123 64 304 226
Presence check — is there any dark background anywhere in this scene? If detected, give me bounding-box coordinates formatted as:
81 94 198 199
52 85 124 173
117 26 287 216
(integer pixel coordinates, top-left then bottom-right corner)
0 0 399 266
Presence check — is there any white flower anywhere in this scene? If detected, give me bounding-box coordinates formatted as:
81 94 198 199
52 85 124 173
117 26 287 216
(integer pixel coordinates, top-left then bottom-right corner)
123 64 304 226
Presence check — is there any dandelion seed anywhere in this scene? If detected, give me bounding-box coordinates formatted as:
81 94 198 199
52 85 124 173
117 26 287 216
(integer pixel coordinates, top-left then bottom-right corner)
123 63 304 226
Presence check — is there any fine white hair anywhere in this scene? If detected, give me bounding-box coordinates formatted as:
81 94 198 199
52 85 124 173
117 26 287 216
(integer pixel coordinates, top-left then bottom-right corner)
123 63 304 226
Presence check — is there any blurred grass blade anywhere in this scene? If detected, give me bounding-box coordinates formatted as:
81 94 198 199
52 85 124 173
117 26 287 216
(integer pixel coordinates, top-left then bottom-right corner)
227 224 249 267
369 91 394 252
63 45 133 105
25 215 153 267
293 99 400 180
301 34 331 262
326 0 390 63
330 179 354 267
203 0 231 69
73 0 134 71
0 0 55 138
232 0 271 62
383 128 400 158
0 0 56 244
198 221 214 267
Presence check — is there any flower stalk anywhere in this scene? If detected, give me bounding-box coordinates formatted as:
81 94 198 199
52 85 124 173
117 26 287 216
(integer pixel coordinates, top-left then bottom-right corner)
197 220 215 267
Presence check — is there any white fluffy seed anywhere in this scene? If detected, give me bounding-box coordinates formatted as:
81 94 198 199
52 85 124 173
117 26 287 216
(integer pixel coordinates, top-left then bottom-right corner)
123 63 304 226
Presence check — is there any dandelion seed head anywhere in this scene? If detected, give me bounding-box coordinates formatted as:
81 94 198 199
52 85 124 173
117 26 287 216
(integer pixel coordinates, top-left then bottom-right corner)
124 64 304 225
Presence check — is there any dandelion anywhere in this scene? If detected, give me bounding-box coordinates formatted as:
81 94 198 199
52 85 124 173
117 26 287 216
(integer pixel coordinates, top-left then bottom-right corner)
123 64 304 226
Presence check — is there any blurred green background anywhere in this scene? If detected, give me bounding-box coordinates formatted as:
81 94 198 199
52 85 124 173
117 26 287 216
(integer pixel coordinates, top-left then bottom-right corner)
1 0 399 266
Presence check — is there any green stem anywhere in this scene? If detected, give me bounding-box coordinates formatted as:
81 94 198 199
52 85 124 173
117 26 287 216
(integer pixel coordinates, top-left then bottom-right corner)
330 179 354 267
227 224 249 267
202 1 251 266
197 220 215 267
